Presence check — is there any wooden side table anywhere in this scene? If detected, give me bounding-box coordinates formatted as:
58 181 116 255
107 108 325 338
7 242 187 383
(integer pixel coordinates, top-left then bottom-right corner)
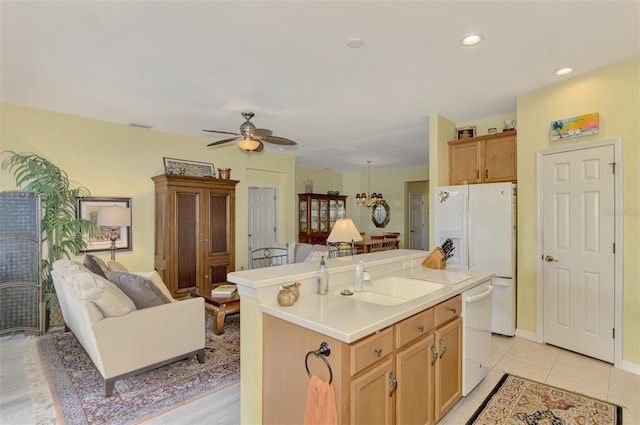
189 287 240 335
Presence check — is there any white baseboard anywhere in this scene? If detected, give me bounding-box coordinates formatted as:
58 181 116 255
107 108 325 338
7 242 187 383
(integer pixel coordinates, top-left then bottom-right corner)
621 360 640 376
514 328 538 342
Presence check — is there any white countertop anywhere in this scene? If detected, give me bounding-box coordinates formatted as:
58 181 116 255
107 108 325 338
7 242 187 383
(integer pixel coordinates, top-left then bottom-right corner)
229 249 494 343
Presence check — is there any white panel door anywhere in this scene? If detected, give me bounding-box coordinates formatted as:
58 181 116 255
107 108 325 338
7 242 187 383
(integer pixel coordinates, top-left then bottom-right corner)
248 187 277 250
542 145 615 362
409 192 425 250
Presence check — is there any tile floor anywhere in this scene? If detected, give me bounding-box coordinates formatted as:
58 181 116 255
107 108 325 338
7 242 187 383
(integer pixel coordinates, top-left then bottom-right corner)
1 332 638 424
441 334 640 424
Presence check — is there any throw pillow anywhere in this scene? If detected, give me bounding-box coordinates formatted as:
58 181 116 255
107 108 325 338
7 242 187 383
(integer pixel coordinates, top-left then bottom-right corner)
107 271 171 309
83 255 109 278
130 271 174 302
71 272 136 317
107 260 128 272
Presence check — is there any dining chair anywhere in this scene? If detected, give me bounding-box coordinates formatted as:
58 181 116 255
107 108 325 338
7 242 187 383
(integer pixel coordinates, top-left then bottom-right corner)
368 235 385 252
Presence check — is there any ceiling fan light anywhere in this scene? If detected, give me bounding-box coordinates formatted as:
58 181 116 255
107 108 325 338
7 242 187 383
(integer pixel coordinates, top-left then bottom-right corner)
237 138 261 151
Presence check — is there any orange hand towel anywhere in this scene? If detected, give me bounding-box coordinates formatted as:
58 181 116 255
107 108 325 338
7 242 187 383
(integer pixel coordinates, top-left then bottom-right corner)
304 375 338 425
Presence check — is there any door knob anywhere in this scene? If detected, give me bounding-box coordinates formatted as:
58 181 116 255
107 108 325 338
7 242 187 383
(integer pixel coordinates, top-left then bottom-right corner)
545 255 559 262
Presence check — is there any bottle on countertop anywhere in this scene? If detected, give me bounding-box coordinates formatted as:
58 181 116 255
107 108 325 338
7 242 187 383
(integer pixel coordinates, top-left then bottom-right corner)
317 256 329 295
354 261 364 292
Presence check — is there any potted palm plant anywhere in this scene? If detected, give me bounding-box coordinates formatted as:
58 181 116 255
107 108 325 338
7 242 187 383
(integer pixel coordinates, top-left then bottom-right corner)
1 151 94 328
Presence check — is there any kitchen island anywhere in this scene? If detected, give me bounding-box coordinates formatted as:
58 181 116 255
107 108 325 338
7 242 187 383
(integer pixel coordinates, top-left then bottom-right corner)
228 249 493 424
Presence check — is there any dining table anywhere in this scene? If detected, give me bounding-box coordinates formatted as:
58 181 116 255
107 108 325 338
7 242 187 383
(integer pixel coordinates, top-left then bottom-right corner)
355 237 399 253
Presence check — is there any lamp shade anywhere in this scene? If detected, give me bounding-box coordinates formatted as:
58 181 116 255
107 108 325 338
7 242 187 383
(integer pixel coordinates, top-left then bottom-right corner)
97 206 131 227
237 138 261 151
326 218 363 243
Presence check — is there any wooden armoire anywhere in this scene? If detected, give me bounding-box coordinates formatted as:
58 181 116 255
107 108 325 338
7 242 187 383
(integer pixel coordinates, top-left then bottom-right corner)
152 175 238 298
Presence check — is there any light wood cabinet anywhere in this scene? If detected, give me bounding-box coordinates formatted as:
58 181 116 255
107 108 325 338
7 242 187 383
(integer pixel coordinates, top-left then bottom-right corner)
152 175 238 298
262 295 462 424
448 130 517 185
298 193 347 244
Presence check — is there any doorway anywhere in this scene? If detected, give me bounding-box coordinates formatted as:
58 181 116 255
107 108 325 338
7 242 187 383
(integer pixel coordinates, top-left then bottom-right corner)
409 192 426 250
248 186 279 251
537 139 622 365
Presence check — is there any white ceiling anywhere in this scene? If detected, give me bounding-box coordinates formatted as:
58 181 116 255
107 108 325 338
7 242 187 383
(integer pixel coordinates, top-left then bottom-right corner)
2 1 638 172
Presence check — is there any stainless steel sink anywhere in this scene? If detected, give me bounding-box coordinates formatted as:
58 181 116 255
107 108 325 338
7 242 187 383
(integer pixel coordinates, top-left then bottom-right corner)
336 276 445 306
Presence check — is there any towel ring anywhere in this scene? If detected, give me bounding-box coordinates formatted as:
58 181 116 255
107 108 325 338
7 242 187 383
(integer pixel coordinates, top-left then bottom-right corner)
305 342 332 384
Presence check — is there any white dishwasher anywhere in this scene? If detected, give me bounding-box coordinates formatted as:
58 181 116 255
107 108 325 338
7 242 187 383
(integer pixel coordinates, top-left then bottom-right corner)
461 279 493 396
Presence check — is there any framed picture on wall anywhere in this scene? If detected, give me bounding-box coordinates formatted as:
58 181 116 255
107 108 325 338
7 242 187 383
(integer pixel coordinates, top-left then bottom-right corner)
456 126 477 140
76 197 132 254
163 157 215 177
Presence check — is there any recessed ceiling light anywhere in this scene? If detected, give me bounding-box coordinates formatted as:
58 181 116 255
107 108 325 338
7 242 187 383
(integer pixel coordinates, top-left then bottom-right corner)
461 34 483 46
555 67 573 76
346 38 364 48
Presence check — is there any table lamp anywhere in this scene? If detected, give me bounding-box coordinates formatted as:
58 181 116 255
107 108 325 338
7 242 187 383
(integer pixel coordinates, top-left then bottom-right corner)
327 218 363 256
97 206 131 260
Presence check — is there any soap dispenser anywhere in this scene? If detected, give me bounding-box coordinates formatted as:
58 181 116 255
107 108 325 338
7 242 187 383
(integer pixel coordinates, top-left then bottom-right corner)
317 256 329 295
354 261 364 292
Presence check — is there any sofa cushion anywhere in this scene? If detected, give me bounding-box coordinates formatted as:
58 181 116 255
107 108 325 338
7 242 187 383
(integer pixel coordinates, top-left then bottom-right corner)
83 255 109 278
130 271 174 302
107 271 171 309
71 272 136 317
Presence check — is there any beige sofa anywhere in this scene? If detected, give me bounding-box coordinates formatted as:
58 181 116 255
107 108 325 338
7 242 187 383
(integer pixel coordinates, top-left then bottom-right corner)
51 260 205 396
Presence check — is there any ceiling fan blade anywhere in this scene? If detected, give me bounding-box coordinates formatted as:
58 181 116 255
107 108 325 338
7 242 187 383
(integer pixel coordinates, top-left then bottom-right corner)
202 129 240 136
206 137 239 147
263 135 298 146
253 128 273 137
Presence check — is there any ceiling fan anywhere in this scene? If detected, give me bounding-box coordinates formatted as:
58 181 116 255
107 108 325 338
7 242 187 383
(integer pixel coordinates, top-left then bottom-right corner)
203 112 298 152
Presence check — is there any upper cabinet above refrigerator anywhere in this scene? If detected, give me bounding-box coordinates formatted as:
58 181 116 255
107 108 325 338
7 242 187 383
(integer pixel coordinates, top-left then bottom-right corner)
448 130 517 185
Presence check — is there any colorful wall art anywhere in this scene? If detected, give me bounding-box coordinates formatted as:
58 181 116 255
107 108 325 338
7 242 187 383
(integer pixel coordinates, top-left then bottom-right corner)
550 112 599 141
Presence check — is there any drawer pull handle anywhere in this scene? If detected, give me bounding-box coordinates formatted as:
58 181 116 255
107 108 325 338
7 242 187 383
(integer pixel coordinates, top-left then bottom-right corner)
431 345 439 365
439 338 447 359
373 348 382 357
389 372 397 397
448 307 457 314
417 324 424 333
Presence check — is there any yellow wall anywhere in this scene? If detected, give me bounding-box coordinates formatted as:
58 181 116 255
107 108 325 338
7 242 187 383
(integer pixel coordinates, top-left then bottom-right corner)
0 103 296 272
516 57 640 365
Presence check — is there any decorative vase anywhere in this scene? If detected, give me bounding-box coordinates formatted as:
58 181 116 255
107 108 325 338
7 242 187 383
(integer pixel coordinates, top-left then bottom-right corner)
277 288 295 306
305 183 313 193
218 168 231 180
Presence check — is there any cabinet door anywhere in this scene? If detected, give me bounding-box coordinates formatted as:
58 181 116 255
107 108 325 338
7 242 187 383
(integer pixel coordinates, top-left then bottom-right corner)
350 357 393 425
319 199 328 232
172 187 201 296
299 198 308 233
310 198 319 233
434 316 462 421
449 141 481 185
203 189 234 290
396 335 435 425
483 135 517 182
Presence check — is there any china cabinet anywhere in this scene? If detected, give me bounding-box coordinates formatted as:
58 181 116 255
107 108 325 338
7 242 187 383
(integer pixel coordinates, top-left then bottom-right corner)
152 175 238 298
448 130 517 185
298 193 347 244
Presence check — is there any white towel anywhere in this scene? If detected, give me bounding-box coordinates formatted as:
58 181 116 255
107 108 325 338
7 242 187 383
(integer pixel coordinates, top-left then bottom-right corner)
303 375 338 425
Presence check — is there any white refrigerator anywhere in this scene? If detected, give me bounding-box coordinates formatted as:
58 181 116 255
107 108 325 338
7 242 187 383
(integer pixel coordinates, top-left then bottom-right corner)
434 182 516 336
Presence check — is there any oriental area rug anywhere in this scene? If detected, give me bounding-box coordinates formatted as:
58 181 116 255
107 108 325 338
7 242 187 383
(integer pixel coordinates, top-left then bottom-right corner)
467 373 622 425
26 314 240 425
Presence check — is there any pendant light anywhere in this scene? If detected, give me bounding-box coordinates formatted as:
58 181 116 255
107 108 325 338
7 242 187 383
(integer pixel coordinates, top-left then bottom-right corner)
355 161 383 208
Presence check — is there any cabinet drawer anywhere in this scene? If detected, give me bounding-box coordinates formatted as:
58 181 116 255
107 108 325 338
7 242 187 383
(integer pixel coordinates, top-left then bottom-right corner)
350 327 393 376
395 308 434 349
435 295 461 327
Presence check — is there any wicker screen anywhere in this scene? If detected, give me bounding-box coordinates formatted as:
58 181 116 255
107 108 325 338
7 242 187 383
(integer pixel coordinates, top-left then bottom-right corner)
0 191 41 334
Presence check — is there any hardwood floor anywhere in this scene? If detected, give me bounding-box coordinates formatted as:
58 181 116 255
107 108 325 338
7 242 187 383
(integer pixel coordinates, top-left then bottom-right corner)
1 332 638 424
